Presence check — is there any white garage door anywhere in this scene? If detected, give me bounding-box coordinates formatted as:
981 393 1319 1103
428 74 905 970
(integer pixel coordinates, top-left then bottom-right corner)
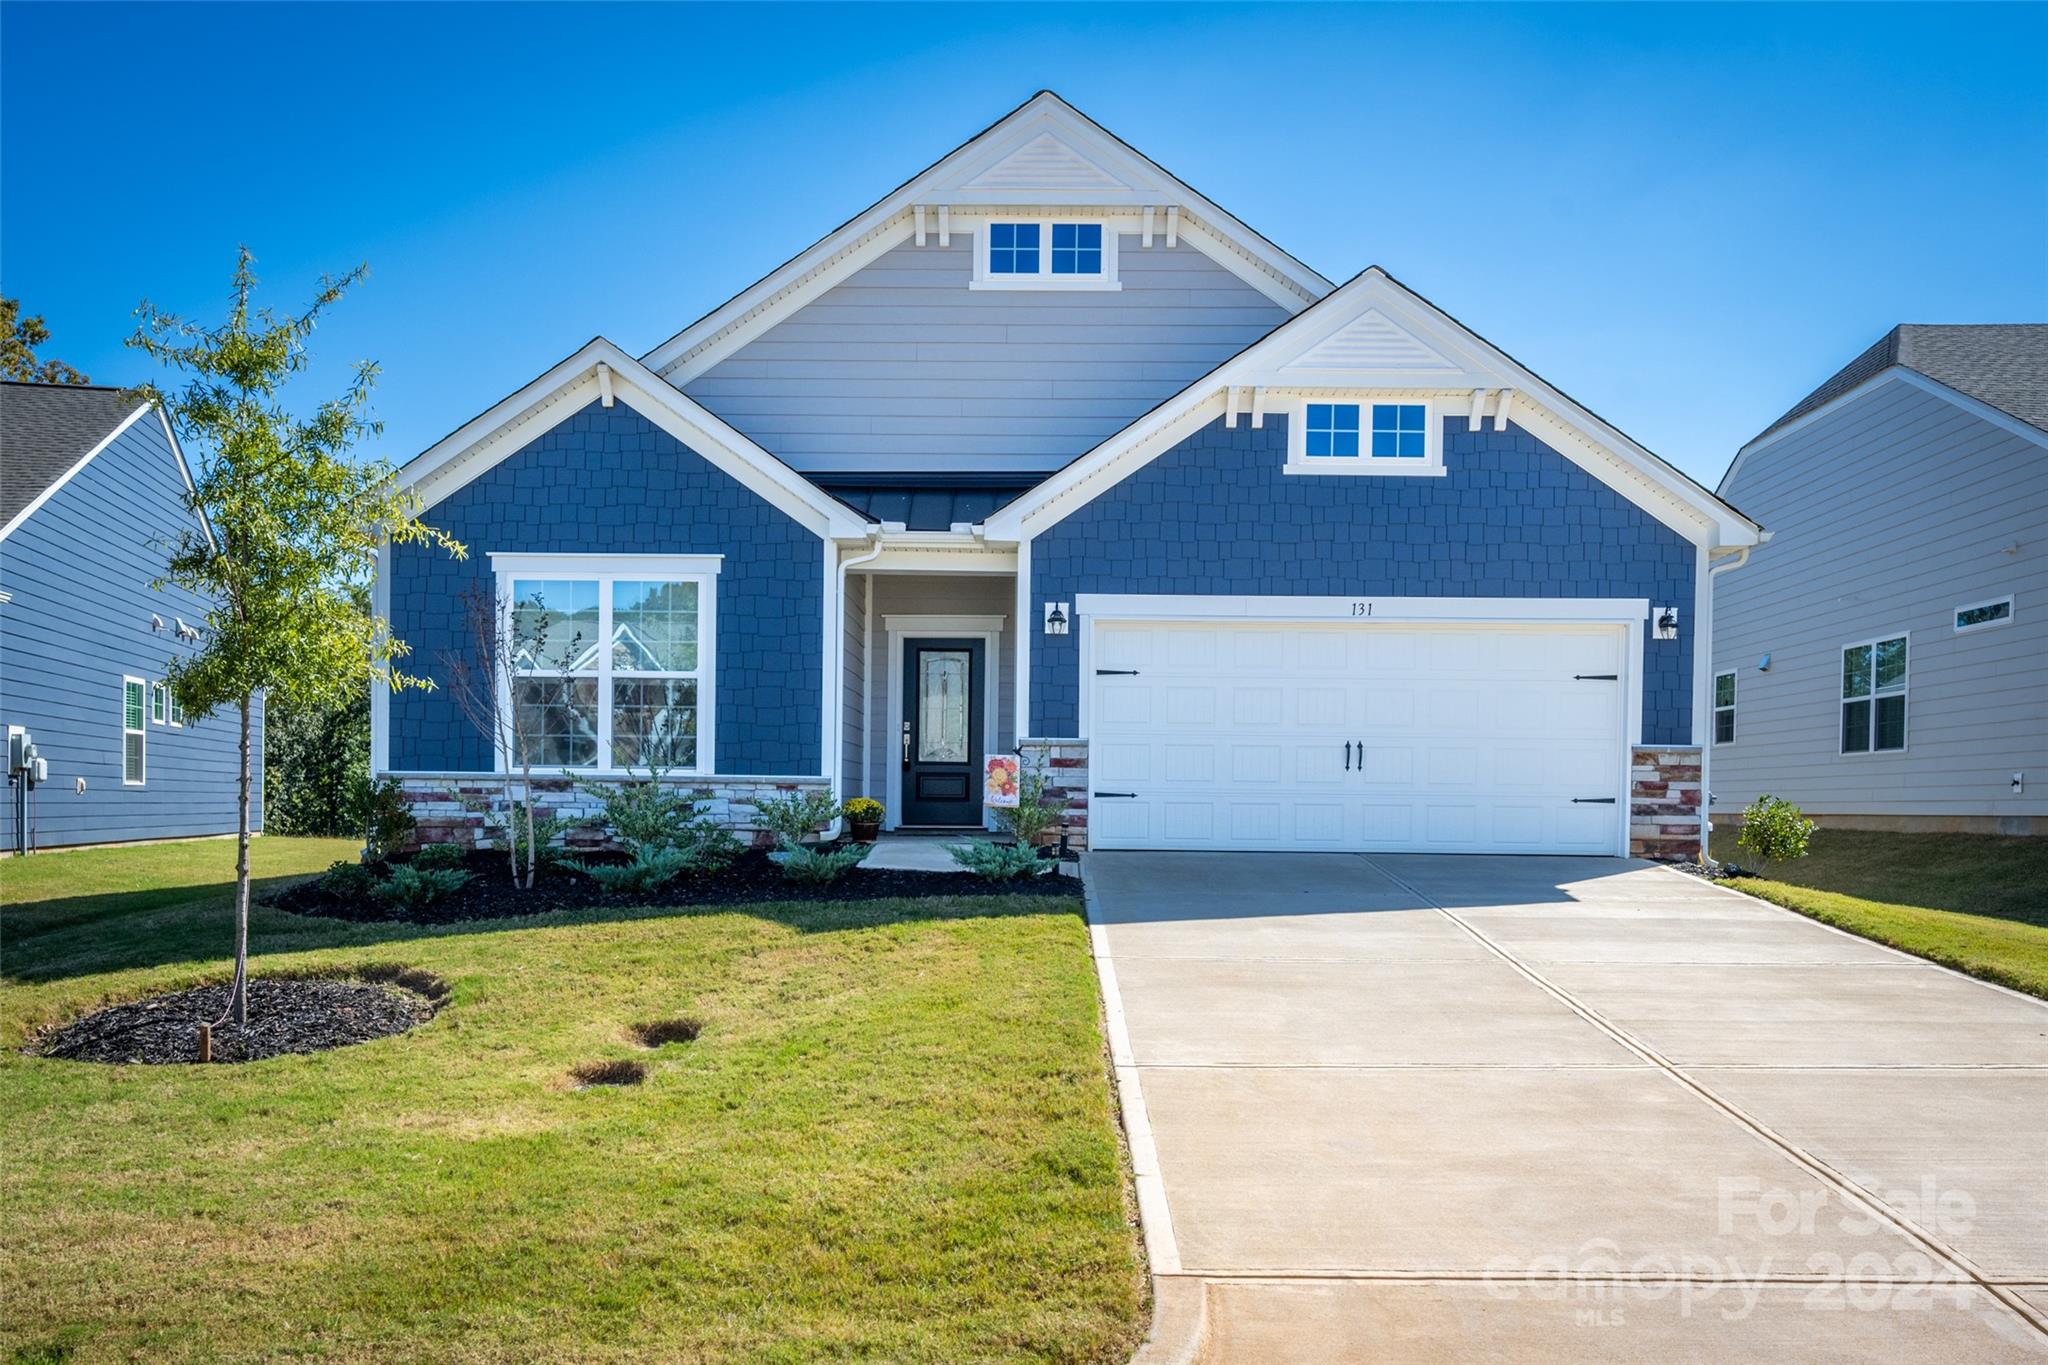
1087 620 1628 854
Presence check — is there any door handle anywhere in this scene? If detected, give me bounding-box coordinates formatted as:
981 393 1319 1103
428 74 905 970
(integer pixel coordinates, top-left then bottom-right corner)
901 720 911 767
1344 741 1352 772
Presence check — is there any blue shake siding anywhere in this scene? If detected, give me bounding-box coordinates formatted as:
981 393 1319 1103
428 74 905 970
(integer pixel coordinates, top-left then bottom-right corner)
1028 415 1698 743
386 400 824 775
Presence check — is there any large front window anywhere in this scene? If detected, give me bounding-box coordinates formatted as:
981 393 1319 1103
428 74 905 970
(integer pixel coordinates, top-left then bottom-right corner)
499 558 717 773
1841 634 1906 754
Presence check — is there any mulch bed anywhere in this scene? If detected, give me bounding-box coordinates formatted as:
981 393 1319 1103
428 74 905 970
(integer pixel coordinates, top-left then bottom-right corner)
33 976 439 1065
1671 859 1746 882
269 847 1082 925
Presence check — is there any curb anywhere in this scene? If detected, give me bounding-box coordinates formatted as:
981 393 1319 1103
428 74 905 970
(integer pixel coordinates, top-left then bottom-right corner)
1130 1275 1209 1365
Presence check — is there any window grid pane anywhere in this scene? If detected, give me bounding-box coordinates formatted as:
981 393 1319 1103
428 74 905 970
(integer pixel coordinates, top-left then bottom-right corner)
1873 636 1907 692
1371 403 1428 459
512 579 600 672
124 680 145 731
151 682 166 724
1841 645 1872 700
1842 699 1871 753
1874 695 1907 751
1305 403 1362 458
1050 222 1102 275
611 580 699 673
514 678 599 767
989 222 1040 275
1715 710 1735 745
611 678 698 769
1714 673 1735 708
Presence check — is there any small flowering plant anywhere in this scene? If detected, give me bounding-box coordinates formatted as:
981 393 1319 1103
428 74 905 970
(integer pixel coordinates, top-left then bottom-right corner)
842 797 884 824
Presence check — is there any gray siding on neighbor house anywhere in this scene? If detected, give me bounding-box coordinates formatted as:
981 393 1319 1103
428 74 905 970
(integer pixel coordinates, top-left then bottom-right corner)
683 235 1291 475
0 414 260 848
841 574 865 801
1711 375 2048 820
856 574 1015 827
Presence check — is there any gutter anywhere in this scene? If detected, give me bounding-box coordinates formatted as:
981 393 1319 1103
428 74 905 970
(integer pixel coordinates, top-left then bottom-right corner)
828 530 888 838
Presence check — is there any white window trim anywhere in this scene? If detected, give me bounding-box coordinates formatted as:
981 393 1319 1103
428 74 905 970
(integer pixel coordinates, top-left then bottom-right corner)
151 681 167 726
168 689 184 728
1838 631 1908 756
969 218 1121 291
1283 397 1446 477
1713 670 1736 747
486 553 721 777
121 676 147 785
1954 594 2014 634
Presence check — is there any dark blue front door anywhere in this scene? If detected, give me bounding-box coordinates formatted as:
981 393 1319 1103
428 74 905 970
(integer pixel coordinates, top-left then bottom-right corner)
901 638 984 826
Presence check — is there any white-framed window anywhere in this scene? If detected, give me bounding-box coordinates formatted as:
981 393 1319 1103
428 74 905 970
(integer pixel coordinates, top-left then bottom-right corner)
1286 398 1444 476
1954 595 2013 633
970 219 1119 290
489 554 720 775
168 691 185 727
1841 633 1906 754
151 681 167 725
1713 671 1736 745
121 676 146 784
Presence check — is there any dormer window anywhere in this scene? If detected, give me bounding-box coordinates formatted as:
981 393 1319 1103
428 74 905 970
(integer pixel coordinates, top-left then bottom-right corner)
971 219 1119 290
1286 398 1444 476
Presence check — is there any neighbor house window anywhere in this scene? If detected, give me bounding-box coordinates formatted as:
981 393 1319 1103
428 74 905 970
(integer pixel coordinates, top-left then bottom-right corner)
1714 671 1736 745
975 220 1116 288
151 681 167 725
168 691 185 727
1051 223 1102 274
987 222 1040 275
1304 403 1361 458
1841 634 1906 754
1371 404 1429 458
1955 595 2013 633
122 677 146 784
496 556 718 774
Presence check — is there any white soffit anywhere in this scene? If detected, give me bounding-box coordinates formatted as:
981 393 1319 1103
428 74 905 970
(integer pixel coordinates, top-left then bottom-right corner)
637 92 1333 384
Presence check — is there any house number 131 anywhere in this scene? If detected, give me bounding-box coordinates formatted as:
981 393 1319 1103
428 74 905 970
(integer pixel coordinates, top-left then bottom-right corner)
1351 602 1373 616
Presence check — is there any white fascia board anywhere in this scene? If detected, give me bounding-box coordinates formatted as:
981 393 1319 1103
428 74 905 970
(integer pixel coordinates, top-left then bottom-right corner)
1718 366 2048 498
396 338 867 539
988 268 1763 550
0 401 153 542
638 92 1331 383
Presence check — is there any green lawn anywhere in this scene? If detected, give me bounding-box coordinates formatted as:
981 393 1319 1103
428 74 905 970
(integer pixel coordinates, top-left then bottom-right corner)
1 839 1145 1363
1710 825 2048 1000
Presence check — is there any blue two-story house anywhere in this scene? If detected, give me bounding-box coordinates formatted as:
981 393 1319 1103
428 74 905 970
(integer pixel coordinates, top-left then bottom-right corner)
377 93 1761 861
1 381 258 851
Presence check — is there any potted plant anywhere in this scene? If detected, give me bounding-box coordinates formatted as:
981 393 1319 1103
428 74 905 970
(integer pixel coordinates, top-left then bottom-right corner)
842 797 884 843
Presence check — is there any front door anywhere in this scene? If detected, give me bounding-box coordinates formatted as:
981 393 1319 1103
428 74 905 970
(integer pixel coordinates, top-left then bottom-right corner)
901 638 984 826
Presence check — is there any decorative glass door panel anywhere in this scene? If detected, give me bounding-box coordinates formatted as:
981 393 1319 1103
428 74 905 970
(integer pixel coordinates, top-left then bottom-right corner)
902 639 985 826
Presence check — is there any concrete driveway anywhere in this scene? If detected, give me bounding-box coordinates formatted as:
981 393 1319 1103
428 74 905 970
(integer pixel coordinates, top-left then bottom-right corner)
1087 853 2048 1362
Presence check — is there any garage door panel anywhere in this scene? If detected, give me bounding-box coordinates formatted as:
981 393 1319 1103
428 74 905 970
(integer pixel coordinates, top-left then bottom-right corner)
1088 620 1627 855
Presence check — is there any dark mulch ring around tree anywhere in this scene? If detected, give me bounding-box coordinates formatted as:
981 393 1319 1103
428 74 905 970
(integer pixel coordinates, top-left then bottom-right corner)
269 846 1083 924
30 968 447 1066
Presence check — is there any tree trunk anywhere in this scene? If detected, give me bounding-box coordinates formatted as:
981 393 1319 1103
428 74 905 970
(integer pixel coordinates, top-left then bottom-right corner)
228 696 252 1027
522 772 537 891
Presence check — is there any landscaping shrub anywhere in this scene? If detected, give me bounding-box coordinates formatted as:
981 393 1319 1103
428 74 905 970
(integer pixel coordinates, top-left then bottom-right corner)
318 859 377 901
373 864 470 912
945 840 1048 880
411 842 468 872
359 777 416 861
509 810 581 873
777 842 871 884
263 682 369 837
995 759 1065 849
753 789 844 846
578 768 739 871
1736 794 1818 877
582 846 696 894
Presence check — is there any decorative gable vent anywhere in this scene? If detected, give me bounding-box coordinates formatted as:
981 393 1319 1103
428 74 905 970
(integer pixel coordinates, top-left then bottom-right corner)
961 133 1131 193
1282 309 1461 374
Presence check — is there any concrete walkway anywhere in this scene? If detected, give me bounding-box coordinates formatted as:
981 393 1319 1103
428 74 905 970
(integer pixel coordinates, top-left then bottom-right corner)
1086 852 2048 1362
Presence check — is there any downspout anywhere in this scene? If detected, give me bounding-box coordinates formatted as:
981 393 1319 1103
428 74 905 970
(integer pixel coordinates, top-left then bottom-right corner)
829 530 886 838
1701 542 1760 859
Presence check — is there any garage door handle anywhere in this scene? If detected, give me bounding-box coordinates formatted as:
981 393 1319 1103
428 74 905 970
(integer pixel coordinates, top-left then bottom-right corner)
1095 669 1139 676
1571 797 1617 804
1573 674 1619 681
1093 791 1137 799
1344 741 1352 771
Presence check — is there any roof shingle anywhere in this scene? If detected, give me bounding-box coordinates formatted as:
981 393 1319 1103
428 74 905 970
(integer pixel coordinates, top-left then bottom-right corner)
1751 324 2048 447
1 381 147 527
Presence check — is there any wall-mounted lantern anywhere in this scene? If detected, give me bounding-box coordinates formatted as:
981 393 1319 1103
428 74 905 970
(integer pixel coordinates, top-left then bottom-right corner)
1043 602 1070 635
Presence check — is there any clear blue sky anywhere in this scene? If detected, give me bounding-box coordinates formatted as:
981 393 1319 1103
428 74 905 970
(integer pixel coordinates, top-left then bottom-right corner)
4 2 2042 487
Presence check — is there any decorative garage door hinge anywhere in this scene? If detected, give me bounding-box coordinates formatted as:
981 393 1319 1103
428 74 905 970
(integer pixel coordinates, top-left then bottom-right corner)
1093 791 1137 798
1573 673 1619 681
1571 797 1618 804
1095 668 1140 676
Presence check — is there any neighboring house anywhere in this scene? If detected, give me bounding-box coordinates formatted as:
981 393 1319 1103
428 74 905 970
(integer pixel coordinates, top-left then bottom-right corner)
0 382 259 851
377 92 1761 860
1711 324 2048 836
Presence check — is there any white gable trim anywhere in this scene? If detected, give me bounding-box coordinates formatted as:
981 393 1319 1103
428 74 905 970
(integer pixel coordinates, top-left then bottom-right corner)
0 401 150 542
397 339 867 539
638 92 1331 384
985 268 1761 549
1718 366 2048 498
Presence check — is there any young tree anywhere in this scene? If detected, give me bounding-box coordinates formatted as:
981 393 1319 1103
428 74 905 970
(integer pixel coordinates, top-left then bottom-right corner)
130 248 464 1027
1 294 90 383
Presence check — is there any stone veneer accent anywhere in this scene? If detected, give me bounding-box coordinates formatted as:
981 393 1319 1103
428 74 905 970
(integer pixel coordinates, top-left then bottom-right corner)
1630 746 1705 862
397 774 832 853
1016 739 1090 852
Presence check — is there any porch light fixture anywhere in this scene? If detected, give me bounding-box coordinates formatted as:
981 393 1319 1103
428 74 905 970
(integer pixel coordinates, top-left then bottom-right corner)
1653 606 1679 641
1044 602 1069 635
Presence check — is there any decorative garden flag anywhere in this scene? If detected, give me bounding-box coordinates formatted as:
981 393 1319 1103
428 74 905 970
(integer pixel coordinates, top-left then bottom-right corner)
984 755 1020 808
